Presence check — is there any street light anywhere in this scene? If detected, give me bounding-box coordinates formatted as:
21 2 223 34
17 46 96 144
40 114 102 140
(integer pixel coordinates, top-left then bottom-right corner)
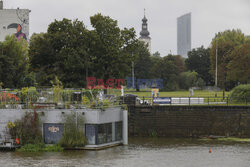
132 53 135 89
215 38 218 87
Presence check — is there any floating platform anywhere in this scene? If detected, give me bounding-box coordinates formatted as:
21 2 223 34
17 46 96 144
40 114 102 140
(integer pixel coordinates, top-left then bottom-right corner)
0 143 21 151
64 141 123 151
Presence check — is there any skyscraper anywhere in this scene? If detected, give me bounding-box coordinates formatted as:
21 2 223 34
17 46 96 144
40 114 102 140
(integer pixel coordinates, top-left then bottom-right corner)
177 13 191 58
139 10 151 53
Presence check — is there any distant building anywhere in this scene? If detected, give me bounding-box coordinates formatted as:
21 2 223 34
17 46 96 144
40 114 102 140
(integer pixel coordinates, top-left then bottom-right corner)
0 1 31 41
177 13 191 58
139 11 151 53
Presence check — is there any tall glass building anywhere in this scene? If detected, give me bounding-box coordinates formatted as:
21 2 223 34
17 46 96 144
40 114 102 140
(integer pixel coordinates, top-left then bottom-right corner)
177 13 191 58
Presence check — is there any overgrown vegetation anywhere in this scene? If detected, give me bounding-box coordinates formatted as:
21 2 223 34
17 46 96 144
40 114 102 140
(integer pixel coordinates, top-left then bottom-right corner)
59 111 87 148
7 112 43 145
229 84 250 103
17 143 63 152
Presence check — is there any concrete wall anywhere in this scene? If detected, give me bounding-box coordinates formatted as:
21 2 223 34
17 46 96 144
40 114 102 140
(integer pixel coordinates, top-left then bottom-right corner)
0 107 124 140
0 8 30 41
128 105 250 137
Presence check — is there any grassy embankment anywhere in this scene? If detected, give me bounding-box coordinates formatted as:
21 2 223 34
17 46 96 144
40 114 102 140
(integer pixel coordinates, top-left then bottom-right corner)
200 137 250 143
108 89 250 106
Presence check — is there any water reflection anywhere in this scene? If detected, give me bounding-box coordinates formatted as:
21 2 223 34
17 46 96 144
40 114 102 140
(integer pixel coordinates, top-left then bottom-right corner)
1 138 250 167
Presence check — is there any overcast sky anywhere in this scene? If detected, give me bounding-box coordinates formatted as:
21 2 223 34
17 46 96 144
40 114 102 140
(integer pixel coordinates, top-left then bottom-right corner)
3 0 250 56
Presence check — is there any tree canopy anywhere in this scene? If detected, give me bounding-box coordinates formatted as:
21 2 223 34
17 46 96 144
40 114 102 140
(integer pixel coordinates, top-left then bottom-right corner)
186 46 213 85
0 35 31 88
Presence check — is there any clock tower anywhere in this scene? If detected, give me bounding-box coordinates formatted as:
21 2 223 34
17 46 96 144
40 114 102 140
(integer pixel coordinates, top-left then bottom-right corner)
139 9 151 53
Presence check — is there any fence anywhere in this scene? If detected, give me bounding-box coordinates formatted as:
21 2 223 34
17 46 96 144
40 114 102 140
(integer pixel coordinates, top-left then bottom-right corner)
0 89 122 109
136 96 250 106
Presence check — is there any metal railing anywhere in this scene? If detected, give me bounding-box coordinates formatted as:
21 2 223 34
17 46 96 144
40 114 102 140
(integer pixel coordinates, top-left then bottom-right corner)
0 89 123 109
136 96 250 106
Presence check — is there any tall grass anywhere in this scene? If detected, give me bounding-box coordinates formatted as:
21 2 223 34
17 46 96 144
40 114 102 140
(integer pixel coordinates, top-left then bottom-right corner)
59 111 87 148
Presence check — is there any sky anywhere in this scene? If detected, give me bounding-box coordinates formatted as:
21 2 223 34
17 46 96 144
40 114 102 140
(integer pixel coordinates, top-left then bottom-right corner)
3 0 250 56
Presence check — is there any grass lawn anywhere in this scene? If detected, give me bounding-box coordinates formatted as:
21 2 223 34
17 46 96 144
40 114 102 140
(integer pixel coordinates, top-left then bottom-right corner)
121 90 230 98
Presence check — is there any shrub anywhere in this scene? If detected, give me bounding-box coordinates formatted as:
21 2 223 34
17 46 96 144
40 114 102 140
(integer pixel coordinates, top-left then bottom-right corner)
59 111 87 148
229 84 250 103
7 111 43 145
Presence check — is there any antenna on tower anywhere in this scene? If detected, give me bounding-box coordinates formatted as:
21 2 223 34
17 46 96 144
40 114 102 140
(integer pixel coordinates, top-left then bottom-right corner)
144 8 146 16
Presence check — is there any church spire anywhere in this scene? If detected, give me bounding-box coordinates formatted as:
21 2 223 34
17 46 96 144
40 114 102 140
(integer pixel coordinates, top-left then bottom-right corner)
140 9 150 38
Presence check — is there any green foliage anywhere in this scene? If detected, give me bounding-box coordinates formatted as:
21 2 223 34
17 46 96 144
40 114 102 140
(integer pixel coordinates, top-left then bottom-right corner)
29 14 138 88
50 76 63 103
7 112 43 145
186 46 213 85
227 44 250 84
0 35 31 88
149 130 158 138
18 87 39 104
229 84 250 103
134 41 152 83
179 71 205 90
59 111 87 148
210 29 248 89
150 54 180 91
17 143 63 152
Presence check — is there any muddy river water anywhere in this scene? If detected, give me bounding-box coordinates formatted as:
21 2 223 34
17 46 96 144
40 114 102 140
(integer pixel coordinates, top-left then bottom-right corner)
0 138 250 167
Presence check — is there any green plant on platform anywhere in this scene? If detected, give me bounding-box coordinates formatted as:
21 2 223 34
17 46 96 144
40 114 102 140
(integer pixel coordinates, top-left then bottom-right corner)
62 89 74 103
59 111 87 148
17 143 63 152
50 76 63 103
82 95 90 105
18 87 39 104
6 112 43 145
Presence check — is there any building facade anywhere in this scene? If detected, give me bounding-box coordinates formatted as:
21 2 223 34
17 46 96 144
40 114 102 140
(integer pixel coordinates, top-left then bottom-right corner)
0 1 30 41
177 13 191 58
139 13 151 53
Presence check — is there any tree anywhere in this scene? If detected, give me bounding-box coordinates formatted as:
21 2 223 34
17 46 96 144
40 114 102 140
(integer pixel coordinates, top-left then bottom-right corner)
179 71 205 90
30 15 139 88
150 54 179 90
0 35 31 88
29 33 55 86
90 13 137 81
210 29 246 89
227 44 250 84
172 55 186 74
134 41 152 80
30 19 89 87
185 46 213 85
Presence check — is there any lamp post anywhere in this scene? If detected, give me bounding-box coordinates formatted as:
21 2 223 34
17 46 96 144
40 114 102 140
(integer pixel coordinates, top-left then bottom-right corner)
215 38 218 87
132 53 135 89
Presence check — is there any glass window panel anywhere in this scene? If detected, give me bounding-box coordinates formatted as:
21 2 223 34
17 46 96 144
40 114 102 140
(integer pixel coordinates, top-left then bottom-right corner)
85 124 97 145
115 122 123 141
98 124 106 144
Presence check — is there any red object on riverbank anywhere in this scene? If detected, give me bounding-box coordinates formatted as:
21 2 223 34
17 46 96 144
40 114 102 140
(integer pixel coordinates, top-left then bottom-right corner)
16 138 20 145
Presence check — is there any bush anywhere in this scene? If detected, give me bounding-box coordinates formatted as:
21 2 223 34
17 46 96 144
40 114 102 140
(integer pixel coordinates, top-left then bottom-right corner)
59 111 87 148
229 84 250 103
7 112 43 145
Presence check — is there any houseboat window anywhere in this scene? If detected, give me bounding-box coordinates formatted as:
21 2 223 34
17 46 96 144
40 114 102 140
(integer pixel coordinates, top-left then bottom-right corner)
85 124 97 145
98 123 112 144
115 121 122 141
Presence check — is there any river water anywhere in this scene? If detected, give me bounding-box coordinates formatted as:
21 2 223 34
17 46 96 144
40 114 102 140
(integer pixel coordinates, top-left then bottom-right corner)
0 138 250 167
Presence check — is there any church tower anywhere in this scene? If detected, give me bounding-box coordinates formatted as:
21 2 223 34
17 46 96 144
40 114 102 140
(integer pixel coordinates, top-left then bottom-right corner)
139 9 151 53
